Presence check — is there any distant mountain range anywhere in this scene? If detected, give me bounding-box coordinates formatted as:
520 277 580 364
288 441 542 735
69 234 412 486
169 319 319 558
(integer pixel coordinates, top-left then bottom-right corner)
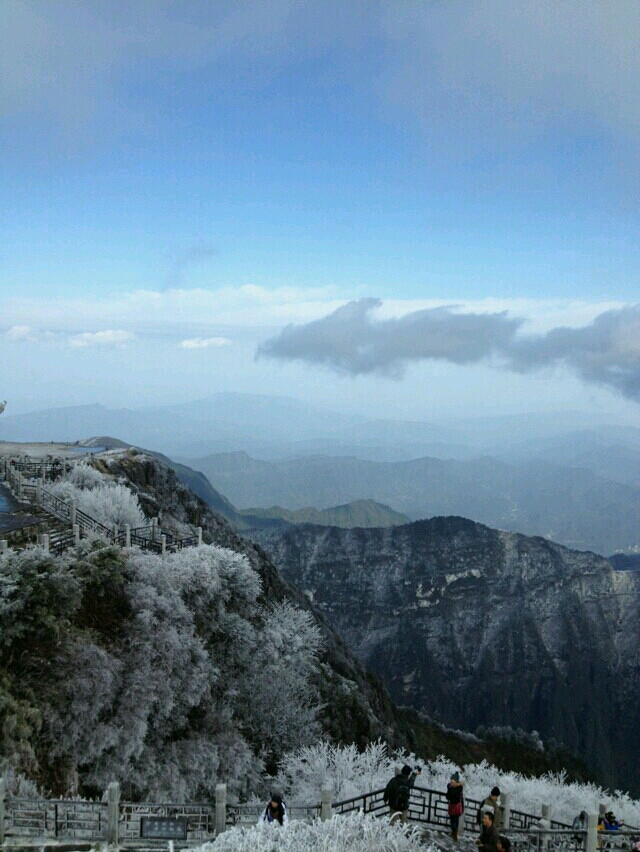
185 450 640 555
3 396 639 470
3 396 640 553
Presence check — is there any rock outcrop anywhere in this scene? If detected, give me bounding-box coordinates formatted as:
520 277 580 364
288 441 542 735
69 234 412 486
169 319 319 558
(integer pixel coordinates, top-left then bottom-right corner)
249 517 640 795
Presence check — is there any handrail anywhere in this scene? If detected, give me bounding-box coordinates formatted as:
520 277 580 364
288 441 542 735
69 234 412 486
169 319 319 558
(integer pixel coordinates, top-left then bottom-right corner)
1 454 199 557
75 507 114 539
331 785 575 832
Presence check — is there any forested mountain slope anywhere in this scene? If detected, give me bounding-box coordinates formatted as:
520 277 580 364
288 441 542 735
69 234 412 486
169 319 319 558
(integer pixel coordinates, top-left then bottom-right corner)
1 449 589 799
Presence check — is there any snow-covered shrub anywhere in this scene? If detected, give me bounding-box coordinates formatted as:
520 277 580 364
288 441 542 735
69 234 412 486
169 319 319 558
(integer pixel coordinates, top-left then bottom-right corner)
202 812 426 851
64 462 106 490
49 479 146 529
275 740 396 804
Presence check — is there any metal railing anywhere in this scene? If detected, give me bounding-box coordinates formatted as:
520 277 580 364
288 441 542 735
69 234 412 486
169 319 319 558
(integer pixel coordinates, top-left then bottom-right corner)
75 506 115 539
1 457 201 556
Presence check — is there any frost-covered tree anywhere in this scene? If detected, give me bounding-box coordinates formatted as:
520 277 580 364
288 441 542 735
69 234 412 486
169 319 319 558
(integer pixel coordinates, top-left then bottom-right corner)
1 541 275 798
236 601 324 768
275 740 399 804
40 543 270 799
49 469 146 529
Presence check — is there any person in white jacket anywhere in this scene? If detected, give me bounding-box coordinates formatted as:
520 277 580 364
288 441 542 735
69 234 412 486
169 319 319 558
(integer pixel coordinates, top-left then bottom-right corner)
258 793 288 827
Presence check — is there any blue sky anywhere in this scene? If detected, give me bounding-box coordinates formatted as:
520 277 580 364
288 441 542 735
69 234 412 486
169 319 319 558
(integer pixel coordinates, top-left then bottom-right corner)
2 1 639 424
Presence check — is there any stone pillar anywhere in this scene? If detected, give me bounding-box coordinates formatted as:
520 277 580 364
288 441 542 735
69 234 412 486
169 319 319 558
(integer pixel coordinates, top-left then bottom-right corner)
541 804 550 820
215 783 227 836
41 533 49 553
70 499 77 526
151 517 158 541
321 787 332 821
73 524 80 545
161 534 166 555
586 812 598 852
0 776 6 845
197 526 202 546
502 792 511 829
125 524 131 548
0 540 7 553
107 781 120 846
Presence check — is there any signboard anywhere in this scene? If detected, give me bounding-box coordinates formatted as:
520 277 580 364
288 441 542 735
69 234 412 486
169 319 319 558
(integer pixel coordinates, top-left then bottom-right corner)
140 817 188 840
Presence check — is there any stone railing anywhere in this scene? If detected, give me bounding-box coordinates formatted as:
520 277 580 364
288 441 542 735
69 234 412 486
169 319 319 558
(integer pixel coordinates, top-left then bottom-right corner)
2 777 630 851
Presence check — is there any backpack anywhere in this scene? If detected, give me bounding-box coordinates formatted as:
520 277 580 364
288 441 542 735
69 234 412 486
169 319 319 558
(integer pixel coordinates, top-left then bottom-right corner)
384 776 409 811
395 779 411 811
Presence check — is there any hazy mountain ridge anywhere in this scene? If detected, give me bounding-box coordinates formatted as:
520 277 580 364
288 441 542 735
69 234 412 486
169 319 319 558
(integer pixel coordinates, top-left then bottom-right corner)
188 451 640 555
3 397 639 469
240 499 410 529
248 517 640 796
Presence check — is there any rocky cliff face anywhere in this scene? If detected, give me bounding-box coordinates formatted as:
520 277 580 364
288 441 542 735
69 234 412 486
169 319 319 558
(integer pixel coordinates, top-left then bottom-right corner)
249 517 640 795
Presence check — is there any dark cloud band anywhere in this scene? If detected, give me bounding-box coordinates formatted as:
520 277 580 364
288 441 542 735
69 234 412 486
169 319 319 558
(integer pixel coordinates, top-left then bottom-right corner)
257 299 640 400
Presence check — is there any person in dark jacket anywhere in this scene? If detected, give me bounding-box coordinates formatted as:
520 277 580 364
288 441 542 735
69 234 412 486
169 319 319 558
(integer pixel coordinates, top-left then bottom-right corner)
497 836 511 852
446 771 465 840
477 810 499 852
383 764 421 824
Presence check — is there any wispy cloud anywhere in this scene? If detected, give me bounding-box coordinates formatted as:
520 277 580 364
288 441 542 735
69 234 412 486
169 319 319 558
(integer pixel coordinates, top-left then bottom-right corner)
257 299 640 401
5 325 37 342
68 330 135 349
179 336 231 349
1 286 347 335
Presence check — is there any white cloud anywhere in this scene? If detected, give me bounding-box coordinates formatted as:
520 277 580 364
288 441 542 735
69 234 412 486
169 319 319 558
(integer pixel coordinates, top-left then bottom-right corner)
68 330 135 349
179 336 231 349
5 325 36 342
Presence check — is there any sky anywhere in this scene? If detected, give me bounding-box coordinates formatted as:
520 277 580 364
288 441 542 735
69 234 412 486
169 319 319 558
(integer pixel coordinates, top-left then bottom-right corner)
2 0 639 425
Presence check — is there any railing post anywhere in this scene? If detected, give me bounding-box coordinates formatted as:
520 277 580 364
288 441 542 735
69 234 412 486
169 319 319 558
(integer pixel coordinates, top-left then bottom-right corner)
541 804 550 820
321 787 332 821
161 534 166 555
70 499 77 527
73 524 80 545
107 781 120 846
0 776 6 845
125 524 131 547
215 783 226 836
36 479 42 505
151 517 158 542
41 533 49 553
502 792 511 829
586 812 598 852
197 526 202 546
41 460 46 481
0 540 7 553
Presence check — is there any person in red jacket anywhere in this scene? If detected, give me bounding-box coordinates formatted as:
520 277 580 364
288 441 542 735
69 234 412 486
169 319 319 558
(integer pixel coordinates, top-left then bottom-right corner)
446 771 465 840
